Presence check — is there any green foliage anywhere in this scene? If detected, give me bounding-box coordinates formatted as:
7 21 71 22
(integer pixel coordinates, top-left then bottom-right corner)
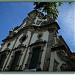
34 2 63 20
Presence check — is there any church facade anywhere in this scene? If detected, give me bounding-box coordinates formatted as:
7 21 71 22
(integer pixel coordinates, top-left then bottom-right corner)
0 10 75 72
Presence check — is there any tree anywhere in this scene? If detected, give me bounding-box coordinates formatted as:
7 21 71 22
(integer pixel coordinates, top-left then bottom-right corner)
33 2 66 20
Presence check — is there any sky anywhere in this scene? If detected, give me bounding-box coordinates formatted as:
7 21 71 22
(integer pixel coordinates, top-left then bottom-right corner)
0 2 75 52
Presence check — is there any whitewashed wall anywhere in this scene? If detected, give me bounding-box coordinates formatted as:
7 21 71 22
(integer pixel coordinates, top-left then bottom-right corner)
1 39 16 51
1 43 7 51
14 31 31 48
23 31 31 46
18 48 27 69
8 40 16 49
41 31 49 42
22 48 30 69
4 51 15 70
30 33 38 45
40 43 47 70
14 34 23 48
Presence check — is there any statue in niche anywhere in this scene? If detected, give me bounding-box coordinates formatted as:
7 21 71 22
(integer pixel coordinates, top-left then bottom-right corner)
37 33 43 39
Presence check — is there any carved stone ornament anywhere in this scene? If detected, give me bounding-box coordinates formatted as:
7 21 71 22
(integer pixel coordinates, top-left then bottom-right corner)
37 33 43 39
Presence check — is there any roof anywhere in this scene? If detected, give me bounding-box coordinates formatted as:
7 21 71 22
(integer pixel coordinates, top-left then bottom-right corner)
58 35 72 56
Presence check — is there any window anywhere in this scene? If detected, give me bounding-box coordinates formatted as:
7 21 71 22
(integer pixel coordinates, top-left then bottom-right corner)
19 34 27 43
10 51 21 71
29 46 41 69
0 53 7 70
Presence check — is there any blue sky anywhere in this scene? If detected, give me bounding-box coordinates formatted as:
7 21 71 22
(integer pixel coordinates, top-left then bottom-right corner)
0 2 74 52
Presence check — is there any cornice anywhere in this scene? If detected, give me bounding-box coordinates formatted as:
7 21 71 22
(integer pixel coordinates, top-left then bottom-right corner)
29 41 47 47
0 49 10 54
2 22 60 42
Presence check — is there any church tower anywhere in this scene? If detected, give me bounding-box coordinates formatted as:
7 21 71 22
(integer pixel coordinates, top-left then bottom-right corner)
0 10 75 71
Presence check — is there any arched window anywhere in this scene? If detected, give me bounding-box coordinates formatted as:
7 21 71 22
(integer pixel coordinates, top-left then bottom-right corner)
0 53 7 71
19 34 27 43
29 46 41 69
10 51 21 71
